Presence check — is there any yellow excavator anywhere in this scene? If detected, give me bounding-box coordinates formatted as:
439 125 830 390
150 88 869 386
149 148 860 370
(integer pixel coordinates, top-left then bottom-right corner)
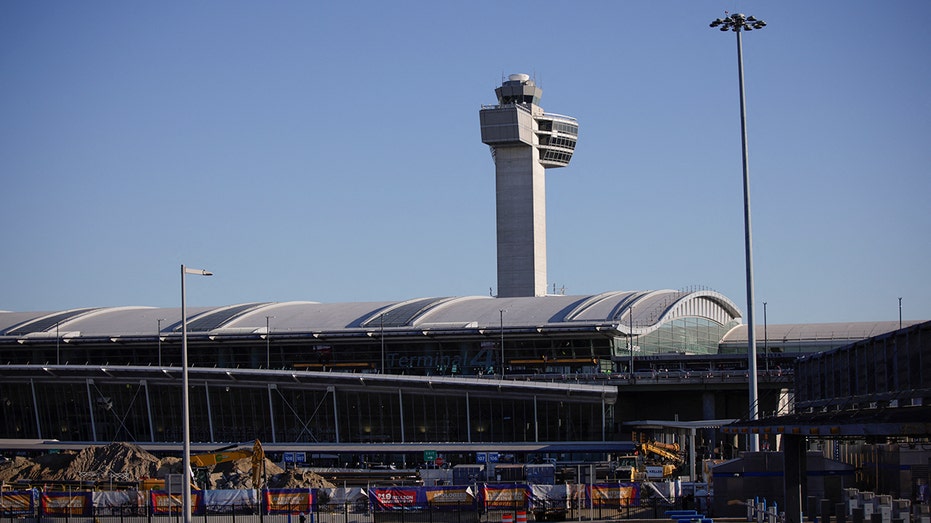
629 441 684 481
192 439 265 488
140 439 265 491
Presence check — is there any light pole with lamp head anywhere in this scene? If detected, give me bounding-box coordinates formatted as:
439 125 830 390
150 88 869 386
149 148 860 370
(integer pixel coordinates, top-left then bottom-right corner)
181 264 212 523
710 12 766 451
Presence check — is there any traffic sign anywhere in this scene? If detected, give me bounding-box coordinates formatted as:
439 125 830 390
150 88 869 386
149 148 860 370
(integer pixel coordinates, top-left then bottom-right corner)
424 450 437 461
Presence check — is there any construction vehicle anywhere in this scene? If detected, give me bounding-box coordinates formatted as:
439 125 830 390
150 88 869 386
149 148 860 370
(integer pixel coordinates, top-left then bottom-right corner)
191 439 265 489
624 440 685 481
639 441 683 464
139 439 265 491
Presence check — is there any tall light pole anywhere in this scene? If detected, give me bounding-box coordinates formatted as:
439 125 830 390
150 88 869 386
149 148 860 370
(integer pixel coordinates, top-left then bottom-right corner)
380 313 386 374
710 12 767 451
181 264 212 523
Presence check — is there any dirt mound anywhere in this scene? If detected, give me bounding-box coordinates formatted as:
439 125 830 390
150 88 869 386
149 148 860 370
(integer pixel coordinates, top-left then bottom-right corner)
0 442 332 491
0 455 63 483
206 456 285 490
65 442 163 480
267 469 334 489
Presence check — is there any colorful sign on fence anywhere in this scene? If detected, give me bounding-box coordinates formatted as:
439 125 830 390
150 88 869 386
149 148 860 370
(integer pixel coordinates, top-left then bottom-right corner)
481 484 529 509
0 491 35 515
424 486 473 507
40 491 93 516
590 483 640 507
371 487 419 510
149 490 205 515
264 488 313 514
370 486 477 511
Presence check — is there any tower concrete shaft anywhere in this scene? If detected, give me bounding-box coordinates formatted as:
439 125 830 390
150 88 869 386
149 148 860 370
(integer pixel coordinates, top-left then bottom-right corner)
479 74 578 297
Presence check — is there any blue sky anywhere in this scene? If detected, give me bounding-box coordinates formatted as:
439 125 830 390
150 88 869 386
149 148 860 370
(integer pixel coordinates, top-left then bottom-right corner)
2 1 929 325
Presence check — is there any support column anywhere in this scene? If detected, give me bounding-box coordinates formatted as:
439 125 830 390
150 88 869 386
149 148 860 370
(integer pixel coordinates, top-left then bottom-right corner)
601 397 606 441
398 389 406 443
784 434 806 523
86 379 98 442
204 381 214 442
143 380 155 442
30 379 42 439
466 392 472 443
534 395 539 442
267 384 277 443
329 386 339 443
689 427 697 482
702 391 716 456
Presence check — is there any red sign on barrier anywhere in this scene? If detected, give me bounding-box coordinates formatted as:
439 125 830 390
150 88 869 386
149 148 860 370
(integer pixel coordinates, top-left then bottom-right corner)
373 488 418 509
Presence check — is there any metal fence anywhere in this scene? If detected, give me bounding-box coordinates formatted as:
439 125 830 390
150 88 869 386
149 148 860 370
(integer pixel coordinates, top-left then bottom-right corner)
0 497 688 523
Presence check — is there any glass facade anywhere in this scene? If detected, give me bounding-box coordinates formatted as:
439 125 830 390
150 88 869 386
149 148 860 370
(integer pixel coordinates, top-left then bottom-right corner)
0 374 612 445
0 291 753 451
634 318 741 355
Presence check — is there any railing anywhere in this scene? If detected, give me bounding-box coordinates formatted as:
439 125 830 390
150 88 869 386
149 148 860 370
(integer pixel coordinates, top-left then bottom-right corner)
480 369 794 386
0 496 692 523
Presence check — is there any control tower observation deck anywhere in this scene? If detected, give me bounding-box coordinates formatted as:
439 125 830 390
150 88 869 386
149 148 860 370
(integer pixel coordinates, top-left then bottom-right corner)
479 73 579 297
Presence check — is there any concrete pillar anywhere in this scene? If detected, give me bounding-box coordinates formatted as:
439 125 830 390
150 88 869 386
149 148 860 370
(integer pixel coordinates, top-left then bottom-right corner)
822 500 834 523
837 504 848 523
784 435 805 523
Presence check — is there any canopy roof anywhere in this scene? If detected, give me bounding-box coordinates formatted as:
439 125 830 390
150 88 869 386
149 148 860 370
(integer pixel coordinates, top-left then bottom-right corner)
1 289 741 342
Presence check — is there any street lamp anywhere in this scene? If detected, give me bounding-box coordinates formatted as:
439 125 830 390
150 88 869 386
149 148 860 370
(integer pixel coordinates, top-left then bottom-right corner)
710 12 767 451
181 264 212 523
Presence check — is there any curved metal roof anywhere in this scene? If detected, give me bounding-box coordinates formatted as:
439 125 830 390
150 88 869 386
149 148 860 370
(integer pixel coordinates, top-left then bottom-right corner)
0 289 741 342
720 320 923 346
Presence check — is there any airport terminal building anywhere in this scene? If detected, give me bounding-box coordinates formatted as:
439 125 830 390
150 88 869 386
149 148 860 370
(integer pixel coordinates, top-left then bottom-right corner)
0 75 923 466
0 290 914 464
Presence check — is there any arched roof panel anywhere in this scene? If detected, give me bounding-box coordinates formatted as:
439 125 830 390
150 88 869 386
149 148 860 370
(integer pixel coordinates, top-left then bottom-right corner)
0 290 743 341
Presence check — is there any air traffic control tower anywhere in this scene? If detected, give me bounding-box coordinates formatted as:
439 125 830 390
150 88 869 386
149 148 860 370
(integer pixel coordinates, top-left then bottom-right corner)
480 74 579 297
